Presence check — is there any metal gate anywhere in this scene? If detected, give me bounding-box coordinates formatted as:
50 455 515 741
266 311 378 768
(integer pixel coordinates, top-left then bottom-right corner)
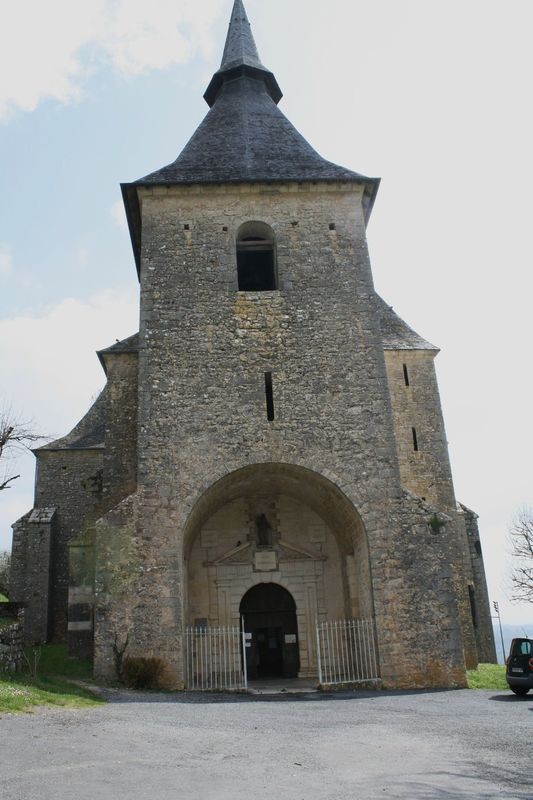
184 624 247 690
316 619 380 685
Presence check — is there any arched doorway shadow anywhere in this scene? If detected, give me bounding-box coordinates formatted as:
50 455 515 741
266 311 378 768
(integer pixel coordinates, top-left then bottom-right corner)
240 584 299 680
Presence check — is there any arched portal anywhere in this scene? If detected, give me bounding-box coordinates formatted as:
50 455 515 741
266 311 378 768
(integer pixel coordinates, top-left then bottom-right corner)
184 463 374 678
240 584 299 679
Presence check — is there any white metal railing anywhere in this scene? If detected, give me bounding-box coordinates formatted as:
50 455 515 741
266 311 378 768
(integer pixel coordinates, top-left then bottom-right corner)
184 624 247 691
316 618 380 685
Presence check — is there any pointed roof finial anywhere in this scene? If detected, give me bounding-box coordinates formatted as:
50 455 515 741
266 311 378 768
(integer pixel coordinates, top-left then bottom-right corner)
204 0 282 107
220 0 263 70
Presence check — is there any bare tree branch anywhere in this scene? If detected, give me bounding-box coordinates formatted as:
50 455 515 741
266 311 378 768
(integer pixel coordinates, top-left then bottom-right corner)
0 408 45 492
509 507 533 604
0 474 20 491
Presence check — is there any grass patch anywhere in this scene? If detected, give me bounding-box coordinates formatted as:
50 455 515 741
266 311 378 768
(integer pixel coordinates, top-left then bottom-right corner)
0 674 102 714
0 593 8 602
0 643 100 714
26 643 93 680
467 662 507 690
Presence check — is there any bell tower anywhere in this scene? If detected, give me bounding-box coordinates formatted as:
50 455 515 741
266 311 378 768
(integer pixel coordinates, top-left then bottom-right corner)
6 0 494 687
89 0 486 687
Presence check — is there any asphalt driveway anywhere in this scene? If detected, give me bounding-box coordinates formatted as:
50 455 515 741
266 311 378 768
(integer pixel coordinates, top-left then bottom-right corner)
1 688 531 800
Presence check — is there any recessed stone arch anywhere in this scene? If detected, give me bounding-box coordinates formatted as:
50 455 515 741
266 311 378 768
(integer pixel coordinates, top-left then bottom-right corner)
183 463 374 678
182 462 368 559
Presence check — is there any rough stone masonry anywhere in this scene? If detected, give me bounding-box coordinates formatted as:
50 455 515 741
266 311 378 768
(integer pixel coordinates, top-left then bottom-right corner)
9 0 495 688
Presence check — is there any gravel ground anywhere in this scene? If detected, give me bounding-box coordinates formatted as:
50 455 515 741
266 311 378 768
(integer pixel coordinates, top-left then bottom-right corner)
0 688 532 800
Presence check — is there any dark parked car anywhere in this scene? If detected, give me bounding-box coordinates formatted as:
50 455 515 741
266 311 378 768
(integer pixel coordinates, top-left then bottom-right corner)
506 638 533 696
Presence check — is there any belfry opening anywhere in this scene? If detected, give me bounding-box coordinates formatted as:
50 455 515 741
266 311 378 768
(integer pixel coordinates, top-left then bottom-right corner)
236 221 277 291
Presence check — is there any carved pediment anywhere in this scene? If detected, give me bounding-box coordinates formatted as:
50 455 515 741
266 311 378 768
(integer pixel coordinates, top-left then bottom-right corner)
206 537 325 567
208 541 252 566
277 538 326 562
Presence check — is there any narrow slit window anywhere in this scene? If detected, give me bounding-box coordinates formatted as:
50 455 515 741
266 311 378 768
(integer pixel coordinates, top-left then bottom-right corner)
237 221 277 291
403 364 410 386
468 585 478 627
265 372 275 421
412 427 419 451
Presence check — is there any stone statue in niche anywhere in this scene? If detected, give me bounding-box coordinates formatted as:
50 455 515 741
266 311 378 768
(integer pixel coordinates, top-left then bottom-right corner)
255 514 273 548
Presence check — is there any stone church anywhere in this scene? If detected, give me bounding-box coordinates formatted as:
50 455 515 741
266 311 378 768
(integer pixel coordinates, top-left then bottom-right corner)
10 0 495 688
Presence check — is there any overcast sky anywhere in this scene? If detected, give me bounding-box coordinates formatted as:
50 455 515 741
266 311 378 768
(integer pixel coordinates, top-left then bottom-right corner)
0 0 531 627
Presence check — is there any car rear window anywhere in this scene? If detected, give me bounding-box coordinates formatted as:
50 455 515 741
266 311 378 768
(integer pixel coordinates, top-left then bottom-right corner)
511 639 532 656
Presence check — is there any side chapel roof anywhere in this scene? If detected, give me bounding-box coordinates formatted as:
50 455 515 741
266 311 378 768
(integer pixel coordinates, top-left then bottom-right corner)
376 295 438 351
121 0 380 273
37 334 140 452
97 332 139 372
36 389 107 452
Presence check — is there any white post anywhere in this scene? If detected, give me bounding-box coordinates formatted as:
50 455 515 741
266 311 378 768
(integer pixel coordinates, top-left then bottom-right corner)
241 616 248 689
316 621 323 685
493 601 506 663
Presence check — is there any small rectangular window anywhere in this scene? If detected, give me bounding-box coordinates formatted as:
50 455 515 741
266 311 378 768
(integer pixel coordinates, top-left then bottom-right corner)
412 427 419 451
265 372 275 421
403 364 410 386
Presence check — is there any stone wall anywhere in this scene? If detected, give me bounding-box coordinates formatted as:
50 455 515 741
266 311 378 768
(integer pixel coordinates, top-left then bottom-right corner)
384 348 485 669
460 505 497 663
0 607 25 673
383 350 455 510
101 351 138 506
31 450 104 641
10 510 55 643
10 347 138 648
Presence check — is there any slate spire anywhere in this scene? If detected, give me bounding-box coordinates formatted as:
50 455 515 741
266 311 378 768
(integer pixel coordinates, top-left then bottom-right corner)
204 0 282 107
122 1 380 273
220 0 263 70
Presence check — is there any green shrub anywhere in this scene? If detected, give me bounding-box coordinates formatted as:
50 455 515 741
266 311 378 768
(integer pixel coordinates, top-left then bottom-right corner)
121 656 172 690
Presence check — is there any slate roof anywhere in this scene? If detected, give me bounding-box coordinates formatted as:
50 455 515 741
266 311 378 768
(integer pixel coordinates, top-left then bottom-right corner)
121 0 380 273
376 295 438 351
37 389 107 452
204 0 282 107
97 333 139 356
97 332 139 373
28 508 56 524
36 334 140 452
135 79 374 188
